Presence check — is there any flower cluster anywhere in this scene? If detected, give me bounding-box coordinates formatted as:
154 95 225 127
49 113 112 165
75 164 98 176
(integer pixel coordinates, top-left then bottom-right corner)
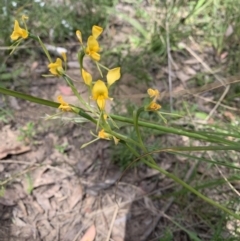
146 88 161 111
10 19 162 147
75 26 121 112
76 26 103 61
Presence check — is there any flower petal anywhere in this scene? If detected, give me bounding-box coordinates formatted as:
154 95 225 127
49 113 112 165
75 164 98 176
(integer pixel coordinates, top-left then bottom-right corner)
76 30 82 44
92 25 103 39
87 36 100 52
10 20 28 40
98 129 111 139
147 101 161 111
48 58 63 76
57 95 72 111
92 80 108 100
89 51 100 61
82 69 92 86
147 88 160 98
107 67 121 86
92 80 109 110
96 96 106 110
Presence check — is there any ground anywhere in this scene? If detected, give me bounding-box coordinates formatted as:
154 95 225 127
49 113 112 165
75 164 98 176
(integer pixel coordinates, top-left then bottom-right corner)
1 2 240 240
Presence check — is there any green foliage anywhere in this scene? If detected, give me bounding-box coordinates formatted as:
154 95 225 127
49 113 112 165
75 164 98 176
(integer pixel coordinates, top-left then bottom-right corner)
55 143 69 154
17 121 36 144
0 107 13 123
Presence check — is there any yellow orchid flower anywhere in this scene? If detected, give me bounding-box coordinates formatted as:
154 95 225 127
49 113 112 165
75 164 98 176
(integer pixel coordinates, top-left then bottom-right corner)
48 58 64 76
92 80 110 110
107 67 121 87
10 20 28 41
85 36 101 61
98 129 111 140
76 30 82 44
147 101 161 111
98 129 120 144
82 69 92 86
57 96 72 112
147 88 160 99
92 25 103 39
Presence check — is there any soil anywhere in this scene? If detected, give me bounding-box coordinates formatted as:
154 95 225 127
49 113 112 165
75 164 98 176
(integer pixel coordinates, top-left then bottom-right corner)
1 14 240 241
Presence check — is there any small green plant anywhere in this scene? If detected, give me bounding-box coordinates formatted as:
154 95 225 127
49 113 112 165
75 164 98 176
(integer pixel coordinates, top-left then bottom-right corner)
0 107 13 123
55 143 69 154
17 121 36 144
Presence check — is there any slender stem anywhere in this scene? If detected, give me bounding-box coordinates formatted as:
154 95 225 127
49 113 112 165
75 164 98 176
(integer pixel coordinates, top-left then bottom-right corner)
125 143 240 220
145 160 240 220
0 87 59 108
110 114 238 146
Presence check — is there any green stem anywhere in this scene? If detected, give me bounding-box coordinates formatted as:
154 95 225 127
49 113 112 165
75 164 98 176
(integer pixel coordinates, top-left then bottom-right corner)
125 143 240 220
0 87 239 148
145 160 240 219
0 87 59 108
63 75 96 114
110 114 238 146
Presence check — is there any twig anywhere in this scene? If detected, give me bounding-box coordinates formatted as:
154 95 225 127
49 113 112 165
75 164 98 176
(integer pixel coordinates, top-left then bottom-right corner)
166 22 173 112
105 204 119 241
178 41 226 86
205 85 230 121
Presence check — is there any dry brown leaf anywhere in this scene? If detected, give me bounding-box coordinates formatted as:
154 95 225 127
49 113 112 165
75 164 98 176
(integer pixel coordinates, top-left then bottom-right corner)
224 111 235 121
176 70 191 82
0 125 31 159
0 146 31 160
32 167 55 188
68 184 83 210
79 224 96 241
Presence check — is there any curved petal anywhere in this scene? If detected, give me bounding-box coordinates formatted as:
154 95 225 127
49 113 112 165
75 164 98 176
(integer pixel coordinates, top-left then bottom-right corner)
82 69 92 86
89 51 100 61
97 96 106 110
87 36 100 52
76 30 82 44
21 29 28 39
48 58 63 76
147 88 160 98
147 101 161 111
92 80 108 100
107 67 121 86
10 20 28 40
92 25 103 39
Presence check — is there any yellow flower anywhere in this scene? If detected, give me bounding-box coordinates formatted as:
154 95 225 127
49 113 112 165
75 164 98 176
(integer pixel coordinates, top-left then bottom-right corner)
10 20 28 41
85 36 101 61
147 101 161 111
92 25 103 39
98 129 111 140
98 129 120 144
57 96 72 112
48 58 64 76
107 67 121 87
76 30 82 44
147 88 160 99
92 80 110 110
82 69 92 86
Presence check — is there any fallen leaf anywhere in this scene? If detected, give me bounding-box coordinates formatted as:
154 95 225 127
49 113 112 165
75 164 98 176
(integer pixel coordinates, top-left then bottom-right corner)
224 111 235 121
79 225 96 241
0 146 31 160
68 184 83 210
